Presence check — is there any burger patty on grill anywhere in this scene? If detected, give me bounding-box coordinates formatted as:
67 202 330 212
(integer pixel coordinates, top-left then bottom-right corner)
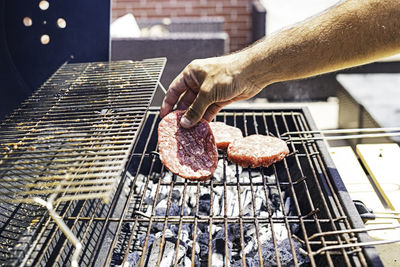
158 110 218 180
209 121 243 150
227 134 289 168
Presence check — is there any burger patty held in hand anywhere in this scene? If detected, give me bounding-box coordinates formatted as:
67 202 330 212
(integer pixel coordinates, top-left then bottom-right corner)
227 134 289 168
158 110 218 180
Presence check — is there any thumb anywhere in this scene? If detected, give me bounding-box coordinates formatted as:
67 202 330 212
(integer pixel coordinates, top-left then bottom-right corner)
180 91 211 128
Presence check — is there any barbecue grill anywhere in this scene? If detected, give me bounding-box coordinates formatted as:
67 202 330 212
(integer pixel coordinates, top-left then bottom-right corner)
0 56 393 267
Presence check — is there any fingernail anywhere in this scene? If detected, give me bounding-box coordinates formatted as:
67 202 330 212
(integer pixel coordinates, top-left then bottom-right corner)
181 117 192 128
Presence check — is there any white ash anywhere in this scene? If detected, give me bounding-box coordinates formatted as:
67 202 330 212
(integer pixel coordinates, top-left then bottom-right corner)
125 160 309 267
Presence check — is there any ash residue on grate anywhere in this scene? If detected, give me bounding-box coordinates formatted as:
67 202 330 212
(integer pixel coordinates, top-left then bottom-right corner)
114 159 309 266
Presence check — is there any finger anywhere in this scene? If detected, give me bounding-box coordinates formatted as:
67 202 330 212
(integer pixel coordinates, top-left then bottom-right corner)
160 73 188 118
176 88 198 111
160 69 201 118
202 100 233 122
180 91 211 128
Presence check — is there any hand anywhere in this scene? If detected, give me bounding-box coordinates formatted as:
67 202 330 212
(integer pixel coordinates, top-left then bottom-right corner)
160 55 262 128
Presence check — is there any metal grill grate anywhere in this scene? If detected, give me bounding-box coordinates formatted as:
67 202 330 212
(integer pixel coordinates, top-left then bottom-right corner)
109 109 374 267
0 58 166 265
33 107 378 267
0 58 165 204
2 107 385 266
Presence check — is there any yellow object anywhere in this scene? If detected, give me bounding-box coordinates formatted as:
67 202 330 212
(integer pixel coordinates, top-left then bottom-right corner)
330 145 400 266
356 144 400 212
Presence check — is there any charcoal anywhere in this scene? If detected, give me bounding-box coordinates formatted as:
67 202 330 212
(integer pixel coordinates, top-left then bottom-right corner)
259 211 270 218
152 222 164 232
142 234 187 267
261 237 308 266
180 230 190 246
129 162 307 267
212 194 222 216
170 202 183 216
121 222 132 233
125 252 140 267
213 186 224 197
169 224 182 235
197 232 209 245
133 174 147 194
185 187 197 209
231 257 260 267
249 172 263 183
178 256 192 267
244 224 256 238
164 228 175 238
254 194 266 213
186 239 200 255
139 233 156 247
171 189 182 201
270 193 281 212
246 257 260 267
112 252 123 265
213 160 241 182
284 196 292 215
212 227 231 258
267 219 288 242
161 171 173 183
195 223 206 233
224 189 239 217
258 226 271 244
143 196 154 205
198 194 210 215
155 200 181 216
211 253 224 267
227 224 241 242
181 224 191 235
241 187 268 216
199 243 209 257
213 236 225 255
145 238 164 265
290 223 300 235
241 189 253 216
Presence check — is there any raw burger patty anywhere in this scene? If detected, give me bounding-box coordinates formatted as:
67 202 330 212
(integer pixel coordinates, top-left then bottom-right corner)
227 134 289 168
209 121 243 150
158 110 218 180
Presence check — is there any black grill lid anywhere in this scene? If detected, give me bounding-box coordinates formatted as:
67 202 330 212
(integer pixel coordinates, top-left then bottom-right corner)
0 0 111 119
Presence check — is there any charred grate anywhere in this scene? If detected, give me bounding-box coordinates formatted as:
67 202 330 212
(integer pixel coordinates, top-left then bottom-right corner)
0 58 166 265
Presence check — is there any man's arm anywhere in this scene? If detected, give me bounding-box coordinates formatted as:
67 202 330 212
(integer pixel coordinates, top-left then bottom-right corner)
161 0 400 128
241 0 400 89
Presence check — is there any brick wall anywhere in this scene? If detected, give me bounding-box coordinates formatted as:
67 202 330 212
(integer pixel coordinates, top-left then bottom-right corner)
112 0 253 52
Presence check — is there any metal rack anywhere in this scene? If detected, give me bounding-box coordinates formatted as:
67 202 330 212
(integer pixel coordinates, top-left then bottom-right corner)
105 109 385 267
0 60 394 265
0 58 166 266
